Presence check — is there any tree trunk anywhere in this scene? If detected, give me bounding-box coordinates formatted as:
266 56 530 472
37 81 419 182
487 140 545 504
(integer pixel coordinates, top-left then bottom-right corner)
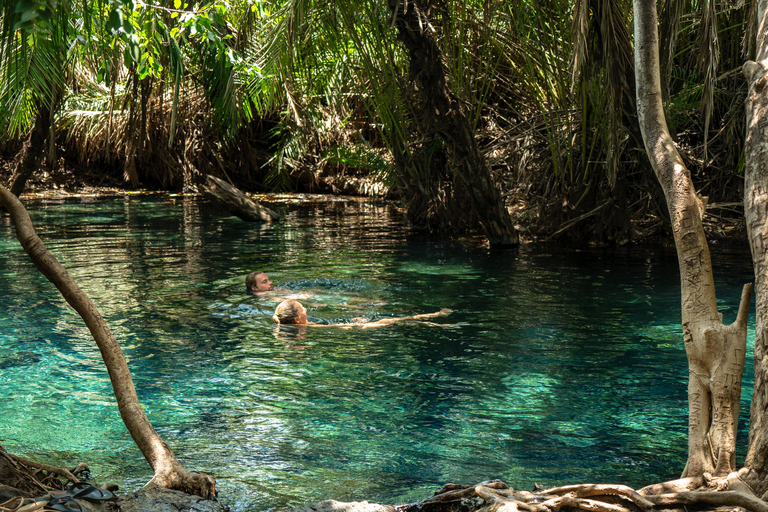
633 0 751 477
742 0 768 494
9 108 50 197
0 184 216 499
203 174 281 222
388 0 518 246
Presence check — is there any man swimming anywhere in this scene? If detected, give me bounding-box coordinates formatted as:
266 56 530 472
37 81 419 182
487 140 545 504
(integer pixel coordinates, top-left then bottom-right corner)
245 271 274 297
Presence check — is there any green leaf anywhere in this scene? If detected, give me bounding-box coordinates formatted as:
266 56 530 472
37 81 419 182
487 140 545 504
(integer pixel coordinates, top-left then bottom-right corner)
20 9 38 21
14 0 35 14
12 18 34 32
138 59 149 79
122 18 134 35
127 38 140 61
107 8 124 34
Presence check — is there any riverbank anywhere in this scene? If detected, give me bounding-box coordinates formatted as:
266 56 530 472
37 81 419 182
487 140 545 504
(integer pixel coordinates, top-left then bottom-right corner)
0 157 749 247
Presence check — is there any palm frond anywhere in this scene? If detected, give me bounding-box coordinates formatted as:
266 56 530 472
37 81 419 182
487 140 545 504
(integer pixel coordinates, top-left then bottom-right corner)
698 0 720 161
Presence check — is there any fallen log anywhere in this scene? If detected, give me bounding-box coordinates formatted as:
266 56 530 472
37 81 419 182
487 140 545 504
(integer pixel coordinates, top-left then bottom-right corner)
203 175 281 223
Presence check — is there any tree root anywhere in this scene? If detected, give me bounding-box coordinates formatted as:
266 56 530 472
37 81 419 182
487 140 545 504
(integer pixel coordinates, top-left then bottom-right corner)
644 491 768 512
147 465 216 500
0 497 45 512
1 451 81 486
399 478 768 512
0 445 79 496
542 484 654 509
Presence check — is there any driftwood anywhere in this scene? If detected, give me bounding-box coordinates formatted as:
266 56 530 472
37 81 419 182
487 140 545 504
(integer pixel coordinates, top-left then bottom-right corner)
203 175 281 223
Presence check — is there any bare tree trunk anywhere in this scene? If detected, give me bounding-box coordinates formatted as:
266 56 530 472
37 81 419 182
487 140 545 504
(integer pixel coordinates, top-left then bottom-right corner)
633 0 752 477
0 184 216 499
388 0 518 246
742 0 768 495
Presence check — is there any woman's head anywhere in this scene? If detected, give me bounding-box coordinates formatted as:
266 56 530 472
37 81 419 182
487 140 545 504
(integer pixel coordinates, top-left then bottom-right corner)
272 299 308 325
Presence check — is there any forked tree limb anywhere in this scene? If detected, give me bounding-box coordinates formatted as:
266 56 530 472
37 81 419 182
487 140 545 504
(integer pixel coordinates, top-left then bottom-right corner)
633 0 750 477
0 184 216 499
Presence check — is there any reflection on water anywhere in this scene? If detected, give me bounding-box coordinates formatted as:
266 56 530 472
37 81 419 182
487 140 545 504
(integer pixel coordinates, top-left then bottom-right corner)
0 195 757 512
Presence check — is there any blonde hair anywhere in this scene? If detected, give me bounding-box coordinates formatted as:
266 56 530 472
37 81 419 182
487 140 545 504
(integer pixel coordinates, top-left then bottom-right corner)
272 299 303 324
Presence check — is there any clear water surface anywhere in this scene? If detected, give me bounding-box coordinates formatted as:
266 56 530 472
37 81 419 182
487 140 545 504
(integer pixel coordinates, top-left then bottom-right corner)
0 194 757 511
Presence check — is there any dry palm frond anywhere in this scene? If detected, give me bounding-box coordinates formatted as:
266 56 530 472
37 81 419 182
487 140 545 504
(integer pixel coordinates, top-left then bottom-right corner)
698 0 719 161
742 0 756 57
659 0 684 101
599 0 632 189
570 0 589 89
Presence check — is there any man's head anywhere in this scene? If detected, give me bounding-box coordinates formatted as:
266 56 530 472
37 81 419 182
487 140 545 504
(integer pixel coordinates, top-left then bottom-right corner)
246 271 274 293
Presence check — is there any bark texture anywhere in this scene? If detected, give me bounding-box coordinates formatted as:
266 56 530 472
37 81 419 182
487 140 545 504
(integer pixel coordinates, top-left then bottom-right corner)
743 0 768 494
0 185 216 499
203 175 281 222
388 0 518 246
9 109 50 197
633 0 751 477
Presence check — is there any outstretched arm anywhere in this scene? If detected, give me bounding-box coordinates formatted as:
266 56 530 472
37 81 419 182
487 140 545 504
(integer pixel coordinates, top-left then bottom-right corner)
332 308 454 329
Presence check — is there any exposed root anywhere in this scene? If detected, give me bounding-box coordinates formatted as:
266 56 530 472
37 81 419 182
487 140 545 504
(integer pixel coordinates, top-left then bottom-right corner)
1 451 81 486
399 478 768 512
147 467 217 500
638 477 704 496
0 445 79 496
475 485 545 512
0 497 43 512
644 491 768 512
542 484 654 509
540 496 633 512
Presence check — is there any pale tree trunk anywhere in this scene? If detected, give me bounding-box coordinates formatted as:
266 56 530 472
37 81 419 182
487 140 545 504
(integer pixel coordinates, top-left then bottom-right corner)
0 184 216 499
633 0 752 477
743 0 768 496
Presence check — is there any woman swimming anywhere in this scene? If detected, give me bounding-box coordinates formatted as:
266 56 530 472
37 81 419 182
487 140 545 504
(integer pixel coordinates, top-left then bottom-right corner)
271 299 452 329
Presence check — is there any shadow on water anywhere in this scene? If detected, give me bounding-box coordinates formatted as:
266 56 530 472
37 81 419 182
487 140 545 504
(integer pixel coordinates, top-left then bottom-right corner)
0 195 757 511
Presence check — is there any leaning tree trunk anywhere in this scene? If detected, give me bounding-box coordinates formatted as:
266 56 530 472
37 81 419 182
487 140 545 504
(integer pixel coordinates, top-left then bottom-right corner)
388 0 518 246
0 184 216 498
633 0 752 477
742 0 768 495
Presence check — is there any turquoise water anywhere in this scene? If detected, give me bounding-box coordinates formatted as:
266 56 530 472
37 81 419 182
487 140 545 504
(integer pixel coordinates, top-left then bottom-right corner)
0 195 757 511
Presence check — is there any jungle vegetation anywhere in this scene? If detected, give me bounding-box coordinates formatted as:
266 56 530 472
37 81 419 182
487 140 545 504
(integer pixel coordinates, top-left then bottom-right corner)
0 0 750 244
8 0 768 510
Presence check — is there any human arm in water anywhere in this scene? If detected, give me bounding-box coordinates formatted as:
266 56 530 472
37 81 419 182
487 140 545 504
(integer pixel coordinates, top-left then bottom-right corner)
313 308 453 329
273 299 453 328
